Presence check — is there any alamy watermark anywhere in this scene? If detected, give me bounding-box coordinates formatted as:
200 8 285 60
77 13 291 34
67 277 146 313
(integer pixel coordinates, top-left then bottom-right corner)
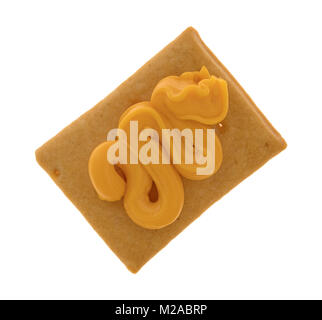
106 121 216 176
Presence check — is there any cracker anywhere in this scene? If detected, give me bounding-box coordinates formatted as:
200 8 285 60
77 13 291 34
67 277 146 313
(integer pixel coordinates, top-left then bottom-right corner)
36 27 286 273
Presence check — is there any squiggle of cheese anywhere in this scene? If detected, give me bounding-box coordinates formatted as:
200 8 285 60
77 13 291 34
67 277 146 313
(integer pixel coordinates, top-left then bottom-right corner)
89 67 228 229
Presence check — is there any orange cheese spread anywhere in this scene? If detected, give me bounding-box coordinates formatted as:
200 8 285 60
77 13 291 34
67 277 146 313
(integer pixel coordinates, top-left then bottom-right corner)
88 67 228 229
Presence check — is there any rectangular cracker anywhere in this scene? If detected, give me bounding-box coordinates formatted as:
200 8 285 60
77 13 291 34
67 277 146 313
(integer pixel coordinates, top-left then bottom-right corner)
36 27 286 273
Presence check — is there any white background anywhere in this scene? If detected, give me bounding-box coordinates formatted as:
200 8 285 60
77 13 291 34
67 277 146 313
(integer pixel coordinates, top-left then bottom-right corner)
0 0 321 300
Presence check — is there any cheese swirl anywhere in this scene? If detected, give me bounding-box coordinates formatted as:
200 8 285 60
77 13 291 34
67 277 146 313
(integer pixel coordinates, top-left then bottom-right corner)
89 67 228 229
